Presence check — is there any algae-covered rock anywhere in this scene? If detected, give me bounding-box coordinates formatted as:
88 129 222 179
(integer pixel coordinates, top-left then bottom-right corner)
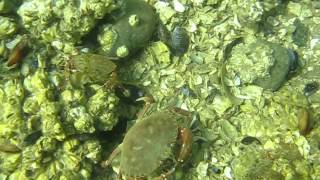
232 143 312 180
0 0 21 13
232 148 283 180
253 41 291 91
98 0 157 58
292 19 310 47
227 39 292 91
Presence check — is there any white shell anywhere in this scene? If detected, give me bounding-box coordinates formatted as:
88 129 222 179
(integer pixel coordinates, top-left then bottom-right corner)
173 0 185 13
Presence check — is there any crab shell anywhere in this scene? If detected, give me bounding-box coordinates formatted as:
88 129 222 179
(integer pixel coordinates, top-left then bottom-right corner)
120 109 191 177
69 53 117 85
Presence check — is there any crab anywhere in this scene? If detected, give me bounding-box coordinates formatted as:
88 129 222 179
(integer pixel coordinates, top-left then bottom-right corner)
61 53 120 88
101 106 194 179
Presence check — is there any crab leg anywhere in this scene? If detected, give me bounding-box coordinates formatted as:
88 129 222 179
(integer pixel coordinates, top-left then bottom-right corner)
101 144 122 168
177 127 193 163
118 171 123 180
153 166 176 180
136 95 155 118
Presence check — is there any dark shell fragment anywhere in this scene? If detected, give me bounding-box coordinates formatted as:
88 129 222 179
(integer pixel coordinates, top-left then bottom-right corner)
6 36 29 68
298 108 311 136
0 138 21 153
303 82 319 96
241 136 261 145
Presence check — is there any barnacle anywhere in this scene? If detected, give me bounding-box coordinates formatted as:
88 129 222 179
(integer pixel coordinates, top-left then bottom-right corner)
0 49 120 178
17 0 117 50
0 17 17 39
87 85 119 131
69 106 96 133
4 137 100 179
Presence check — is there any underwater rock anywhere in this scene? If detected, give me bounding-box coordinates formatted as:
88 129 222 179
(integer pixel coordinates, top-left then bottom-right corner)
98 0 157 58
228 39 293 91
0 0 20 14
292 19 309 47
253 41 292 91
232 143 312 180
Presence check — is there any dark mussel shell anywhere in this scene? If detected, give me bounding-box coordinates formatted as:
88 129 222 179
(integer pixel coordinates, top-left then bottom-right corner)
170 26 189 57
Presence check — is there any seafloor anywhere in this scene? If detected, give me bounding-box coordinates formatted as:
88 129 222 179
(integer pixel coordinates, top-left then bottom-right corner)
0 0 319 179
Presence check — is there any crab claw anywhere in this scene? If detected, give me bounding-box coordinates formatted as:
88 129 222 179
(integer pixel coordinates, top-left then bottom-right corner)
177 127 193 163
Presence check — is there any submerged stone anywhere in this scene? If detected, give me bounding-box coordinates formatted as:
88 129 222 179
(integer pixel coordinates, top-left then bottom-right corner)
98 0 157 58
253 40 291 91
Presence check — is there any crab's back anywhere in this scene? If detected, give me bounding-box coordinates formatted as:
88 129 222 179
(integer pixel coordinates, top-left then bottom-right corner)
120 111 178 177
